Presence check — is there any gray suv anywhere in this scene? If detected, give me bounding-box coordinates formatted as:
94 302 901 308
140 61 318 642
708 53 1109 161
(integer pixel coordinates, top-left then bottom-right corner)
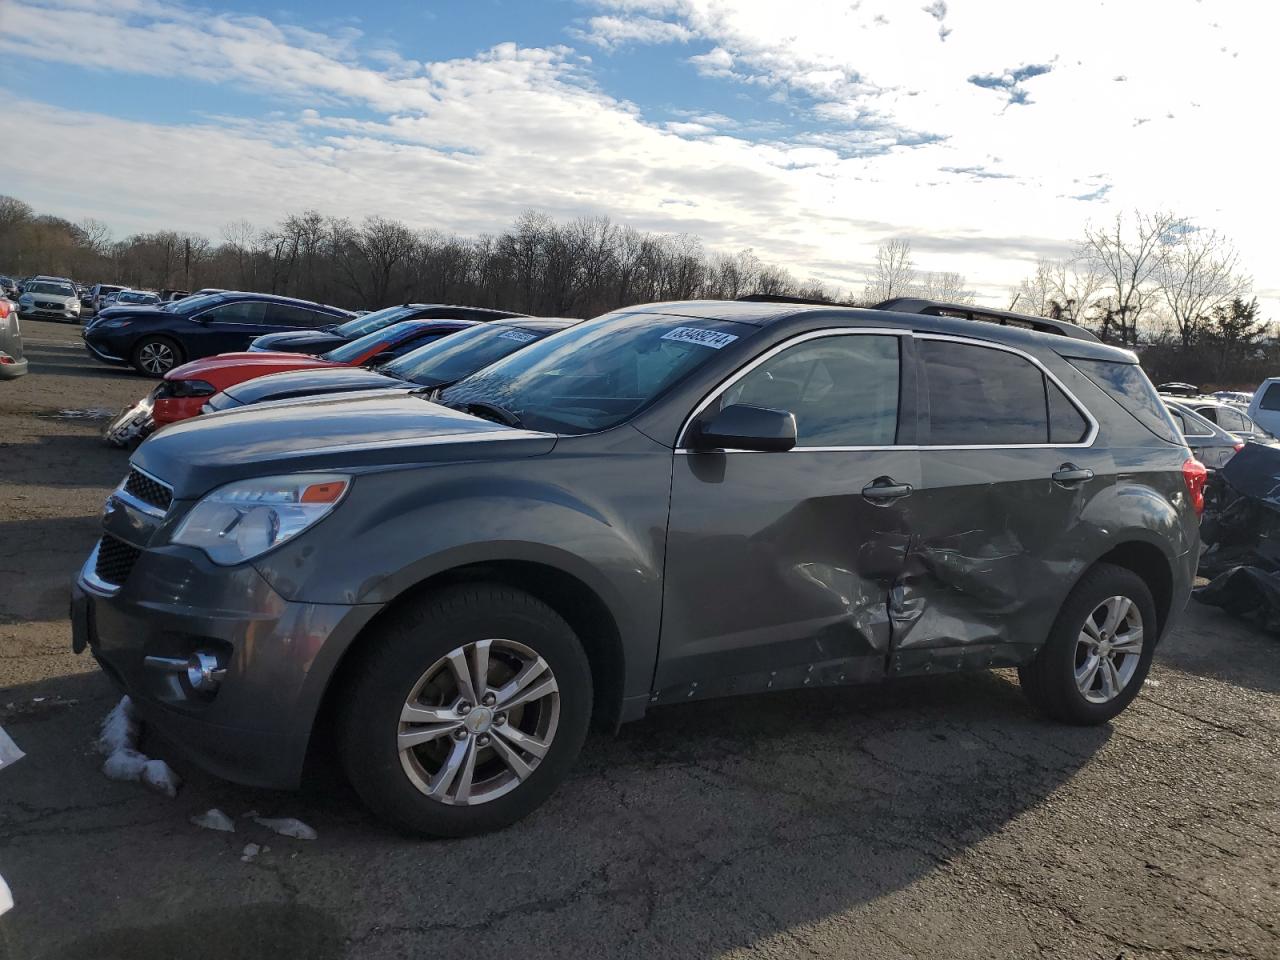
72 298 1202 835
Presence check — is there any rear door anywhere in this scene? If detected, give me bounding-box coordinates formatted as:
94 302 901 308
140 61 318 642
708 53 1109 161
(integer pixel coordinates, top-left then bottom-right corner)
891 335 1111 673
657 329 919 699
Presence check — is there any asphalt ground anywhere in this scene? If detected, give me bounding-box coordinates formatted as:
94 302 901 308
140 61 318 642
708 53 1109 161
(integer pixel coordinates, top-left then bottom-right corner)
1 318 1278 959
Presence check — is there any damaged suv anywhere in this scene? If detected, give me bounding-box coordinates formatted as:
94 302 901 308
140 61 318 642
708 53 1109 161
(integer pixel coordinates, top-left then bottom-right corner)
72 298 1202 836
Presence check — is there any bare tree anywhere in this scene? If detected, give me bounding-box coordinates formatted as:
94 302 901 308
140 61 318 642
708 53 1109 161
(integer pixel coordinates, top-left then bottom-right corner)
1156 225 1251 346
918 270 974 303
1082 210 1179 344
863 239 915 302
77 218 113 256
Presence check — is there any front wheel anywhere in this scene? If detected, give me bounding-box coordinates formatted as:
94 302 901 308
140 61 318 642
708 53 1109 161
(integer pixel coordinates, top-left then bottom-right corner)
131 336 182 376
1019 562 1157 725
338 584 593 836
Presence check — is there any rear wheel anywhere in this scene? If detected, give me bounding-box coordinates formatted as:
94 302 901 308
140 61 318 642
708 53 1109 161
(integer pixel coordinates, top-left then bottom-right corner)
1019 563 1157 724
338 584 592 836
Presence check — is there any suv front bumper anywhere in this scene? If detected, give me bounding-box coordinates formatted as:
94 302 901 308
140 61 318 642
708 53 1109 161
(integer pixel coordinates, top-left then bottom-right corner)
72 543 381 789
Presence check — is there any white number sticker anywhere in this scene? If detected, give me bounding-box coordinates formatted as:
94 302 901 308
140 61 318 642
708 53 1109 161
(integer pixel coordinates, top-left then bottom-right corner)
661 327 739 349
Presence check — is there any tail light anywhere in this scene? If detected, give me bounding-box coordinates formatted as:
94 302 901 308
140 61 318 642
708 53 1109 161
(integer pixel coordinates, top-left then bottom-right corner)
0 352 13 365
1182 458 1208 516
0 299 9 319
1233 442 1245 452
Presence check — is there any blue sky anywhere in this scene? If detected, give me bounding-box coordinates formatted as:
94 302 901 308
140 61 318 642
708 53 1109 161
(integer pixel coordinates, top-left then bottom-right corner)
0 0 1273 312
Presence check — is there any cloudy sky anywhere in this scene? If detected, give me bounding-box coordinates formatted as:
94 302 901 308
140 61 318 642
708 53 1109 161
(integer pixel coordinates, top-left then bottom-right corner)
0 0 1274 311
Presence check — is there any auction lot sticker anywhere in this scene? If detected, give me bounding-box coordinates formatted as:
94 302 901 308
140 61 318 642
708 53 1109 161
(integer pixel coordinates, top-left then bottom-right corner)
661 327 739 349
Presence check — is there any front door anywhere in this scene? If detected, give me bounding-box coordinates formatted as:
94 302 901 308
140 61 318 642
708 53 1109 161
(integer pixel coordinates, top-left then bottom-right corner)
890 335 1114 674
192 300 273 355
656 330 919 701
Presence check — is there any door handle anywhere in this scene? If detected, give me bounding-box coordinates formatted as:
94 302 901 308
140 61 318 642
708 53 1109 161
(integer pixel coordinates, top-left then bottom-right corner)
862 477 913 502
1051 463 1094 486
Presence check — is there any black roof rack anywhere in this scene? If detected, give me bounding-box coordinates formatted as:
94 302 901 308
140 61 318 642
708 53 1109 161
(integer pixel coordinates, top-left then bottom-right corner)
872 297 1099 343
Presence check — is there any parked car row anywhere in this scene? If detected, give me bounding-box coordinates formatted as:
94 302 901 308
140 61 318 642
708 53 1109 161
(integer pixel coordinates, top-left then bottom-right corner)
74 295 1204 837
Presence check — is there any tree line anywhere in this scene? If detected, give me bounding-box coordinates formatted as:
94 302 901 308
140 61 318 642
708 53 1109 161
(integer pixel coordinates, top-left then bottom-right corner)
0 193 1268 387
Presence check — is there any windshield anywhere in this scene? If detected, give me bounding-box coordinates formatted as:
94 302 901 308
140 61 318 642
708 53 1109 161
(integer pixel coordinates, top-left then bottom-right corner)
440 311 757 434
335 305 420 338
167 292 227 314
118 292 156 304
29 282 74 296
383 323 548 387
322 322 420 364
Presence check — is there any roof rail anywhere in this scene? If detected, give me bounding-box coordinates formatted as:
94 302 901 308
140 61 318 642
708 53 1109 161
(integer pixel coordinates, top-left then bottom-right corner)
735 294 842 307
872 297 1100 343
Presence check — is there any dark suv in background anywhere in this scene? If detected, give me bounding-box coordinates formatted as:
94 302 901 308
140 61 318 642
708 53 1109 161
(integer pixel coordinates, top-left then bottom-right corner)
82 291 355 375
73 297 1201 836
248 302 525 355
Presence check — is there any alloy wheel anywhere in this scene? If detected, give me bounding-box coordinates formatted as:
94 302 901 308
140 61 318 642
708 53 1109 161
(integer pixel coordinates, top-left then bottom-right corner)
138 342 175 374
1074 595 1144 704
398 638 560 805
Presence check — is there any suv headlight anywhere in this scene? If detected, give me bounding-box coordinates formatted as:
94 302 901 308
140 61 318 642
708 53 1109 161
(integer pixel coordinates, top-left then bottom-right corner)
171 474 350 565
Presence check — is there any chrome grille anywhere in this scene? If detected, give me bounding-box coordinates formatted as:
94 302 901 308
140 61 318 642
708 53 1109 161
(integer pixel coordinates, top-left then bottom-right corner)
123 468 173 512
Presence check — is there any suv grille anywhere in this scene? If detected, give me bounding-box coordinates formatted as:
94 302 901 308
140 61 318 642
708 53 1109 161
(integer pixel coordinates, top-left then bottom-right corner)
95 535 141 587
123 468 173 512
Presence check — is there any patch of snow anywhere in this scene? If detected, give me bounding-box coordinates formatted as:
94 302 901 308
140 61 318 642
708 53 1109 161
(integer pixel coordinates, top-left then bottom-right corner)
0 725 24 772
191 808 236 833
254 817 317 840
0 873 11 917
97 696 181 798
240 842 268 863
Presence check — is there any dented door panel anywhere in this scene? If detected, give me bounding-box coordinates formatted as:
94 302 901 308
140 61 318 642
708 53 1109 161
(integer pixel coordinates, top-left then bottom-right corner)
656 448 920 697
890 445 1116 673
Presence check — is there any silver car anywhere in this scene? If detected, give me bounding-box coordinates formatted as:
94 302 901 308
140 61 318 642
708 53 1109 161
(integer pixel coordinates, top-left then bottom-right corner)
1164 400 1242 470
17 278 81 323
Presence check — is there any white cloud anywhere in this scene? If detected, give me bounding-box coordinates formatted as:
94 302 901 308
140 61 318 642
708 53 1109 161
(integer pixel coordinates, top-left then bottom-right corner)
0 0 1276 316
574 15 695 49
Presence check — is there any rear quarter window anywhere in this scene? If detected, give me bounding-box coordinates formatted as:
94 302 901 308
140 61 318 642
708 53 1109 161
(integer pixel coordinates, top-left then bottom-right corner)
1260 383 1280 411
1067 357 1182 444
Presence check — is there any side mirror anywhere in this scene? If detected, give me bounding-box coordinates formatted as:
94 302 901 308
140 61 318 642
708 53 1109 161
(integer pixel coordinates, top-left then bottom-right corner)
690 403 797 453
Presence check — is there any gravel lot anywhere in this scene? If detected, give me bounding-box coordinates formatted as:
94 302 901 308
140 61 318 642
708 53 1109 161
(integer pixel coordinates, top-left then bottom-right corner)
2 319 1279 960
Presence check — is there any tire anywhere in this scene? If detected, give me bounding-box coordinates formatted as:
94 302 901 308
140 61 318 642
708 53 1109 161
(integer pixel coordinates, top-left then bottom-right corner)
337 583 593 837
131 336 183 376
1018 562 1157 725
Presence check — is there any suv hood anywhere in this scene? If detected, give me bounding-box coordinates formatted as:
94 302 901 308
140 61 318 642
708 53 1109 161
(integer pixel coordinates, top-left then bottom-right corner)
134 392 557 498
222 366 403 404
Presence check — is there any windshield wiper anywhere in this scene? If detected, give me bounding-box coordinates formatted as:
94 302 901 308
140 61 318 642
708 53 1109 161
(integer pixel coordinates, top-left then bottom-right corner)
458 400 523 428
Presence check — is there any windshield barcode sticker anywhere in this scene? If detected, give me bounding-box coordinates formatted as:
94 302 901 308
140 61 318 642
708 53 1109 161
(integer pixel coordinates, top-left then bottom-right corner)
661 327 739 349
499 329 537 343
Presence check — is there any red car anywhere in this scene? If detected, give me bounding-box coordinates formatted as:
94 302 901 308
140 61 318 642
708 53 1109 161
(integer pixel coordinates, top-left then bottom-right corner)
150 318 477 427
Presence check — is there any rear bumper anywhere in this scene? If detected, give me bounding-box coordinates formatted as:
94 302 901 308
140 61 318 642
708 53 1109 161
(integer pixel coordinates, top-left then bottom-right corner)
0 358 28 379
73 544 382 789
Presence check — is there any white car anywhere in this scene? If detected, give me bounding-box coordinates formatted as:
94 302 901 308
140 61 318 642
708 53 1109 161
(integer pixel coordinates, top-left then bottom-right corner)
1247 380 1280 435
102 289 161 309
17 278 81 323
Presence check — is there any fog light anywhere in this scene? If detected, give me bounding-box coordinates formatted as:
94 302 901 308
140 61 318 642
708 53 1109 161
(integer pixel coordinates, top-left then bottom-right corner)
186 652 226 692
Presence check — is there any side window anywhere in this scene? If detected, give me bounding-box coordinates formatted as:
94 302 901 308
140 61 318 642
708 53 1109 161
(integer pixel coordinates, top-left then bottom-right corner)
920 339 1081 446
1262 384 1280 411
267 304 330 328
1218 408 1247 433
1193 405 1220 425
713 334 901 447
1048 380 1089 444
199 301 267 324
1170 410 1188 434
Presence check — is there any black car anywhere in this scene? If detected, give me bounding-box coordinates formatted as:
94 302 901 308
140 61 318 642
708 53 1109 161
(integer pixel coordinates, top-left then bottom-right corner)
74 298 1201 837
204 317 575 413
81 291 355 376
249 303 524 356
